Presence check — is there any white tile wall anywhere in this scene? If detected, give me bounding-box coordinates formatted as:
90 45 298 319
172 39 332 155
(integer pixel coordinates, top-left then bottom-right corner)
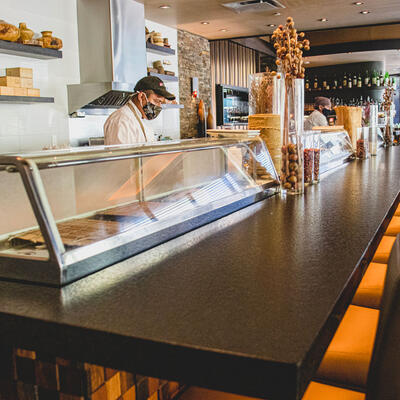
0 5 182 154
0 0 80 153
145 20 180 140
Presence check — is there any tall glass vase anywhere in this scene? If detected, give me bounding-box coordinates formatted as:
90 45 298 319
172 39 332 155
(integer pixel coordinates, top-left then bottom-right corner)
281 78 304 195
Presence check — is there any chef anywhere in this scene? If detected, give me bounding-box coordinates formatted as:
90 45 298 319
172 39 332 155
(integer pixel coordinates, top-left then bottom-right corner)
104 76 175 145
304 96 333 130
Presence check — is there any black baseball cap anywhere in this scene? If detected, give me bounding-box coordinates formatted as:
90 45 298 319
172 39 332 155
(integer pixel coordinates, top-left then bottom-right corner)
134 76 175 101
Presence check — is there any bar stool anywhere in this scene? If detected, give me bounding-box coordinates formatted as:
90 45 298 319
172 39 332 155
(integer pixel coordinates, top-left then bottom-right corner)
385 216 400 236
178 236 400 400
352 262 387 309
372 235 396 263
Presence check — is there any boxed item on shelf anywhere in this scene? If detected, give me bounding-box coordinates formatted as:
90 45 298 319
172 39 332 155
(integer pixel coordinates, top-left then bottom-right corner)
0 76 21 87
6 67 33 78
20 78 33 88
0 87 14 96
27 88 40 97
13 88 28 96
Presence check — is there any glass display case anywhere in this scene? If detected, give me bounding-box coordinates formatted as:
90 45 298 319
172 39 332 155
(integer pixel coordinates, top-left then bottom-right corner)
313 129 354 174
0 138 279 286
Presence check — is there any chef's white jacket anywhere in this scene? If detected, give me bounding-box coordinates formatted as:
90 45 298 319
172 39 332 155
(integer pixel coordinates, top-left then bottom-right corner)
104 100 156 145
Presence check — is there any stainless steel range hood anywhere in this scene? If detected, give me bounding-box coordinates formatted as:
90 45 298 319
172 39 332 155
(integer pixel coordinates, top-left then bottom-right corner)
67 0 147 116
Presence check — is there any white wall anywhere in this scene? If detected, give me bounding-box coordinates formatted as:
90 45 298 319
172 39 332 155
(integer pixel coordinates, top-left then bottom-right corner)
0 4 182 153
145 20 180 140
0 0 80 153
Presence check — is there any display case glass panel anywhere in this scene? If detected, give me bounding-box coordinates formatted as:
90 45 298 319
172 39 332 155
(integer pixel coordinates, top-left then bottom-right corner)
315 129 354 174
0 138 278 286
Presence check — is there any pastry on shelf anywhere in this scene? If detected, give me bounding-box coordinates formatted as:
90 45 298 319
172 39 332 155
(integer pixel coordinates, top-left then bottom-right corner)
17 22 34 42
0 20 20 42
38 31 63 49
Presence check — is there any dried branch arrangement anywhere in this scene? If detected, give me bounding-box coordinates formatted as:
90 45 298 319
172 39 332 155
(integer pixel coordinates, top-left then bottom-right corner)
272 17 309 80
249 68 280 114
382 84 395 146
271 17 310 193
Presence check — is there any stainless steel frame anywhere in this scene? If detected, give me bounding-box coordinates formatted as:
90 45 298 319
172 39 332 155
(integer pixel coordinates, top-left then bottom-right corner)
0 139 279 286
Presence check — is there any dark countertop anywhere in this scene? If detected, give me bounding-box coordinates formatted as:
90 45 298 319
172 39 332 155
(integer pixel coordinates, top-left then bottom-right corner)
1 148 400 400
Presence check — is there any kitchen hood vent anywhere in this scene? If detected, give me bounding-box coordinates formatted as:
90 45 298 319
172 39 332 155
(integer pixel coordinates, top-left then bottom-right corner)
67 0 147 116
222 0 285 13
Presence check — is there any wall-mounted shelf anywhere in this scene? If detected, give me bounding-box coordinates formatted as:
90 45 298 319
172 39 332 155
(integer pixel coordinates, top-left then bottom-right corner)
146 42 175 56
148 72 178 82
306 87 385 94
162 104 184 109
0 95 55 104
0 40 62 59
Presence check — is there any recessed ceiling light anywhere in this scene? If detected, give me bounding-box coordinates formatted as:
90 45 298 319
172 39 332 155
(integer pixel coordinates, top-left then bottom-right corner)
159 4 171 9
305 61 310 64
318 18 328 22
201 22 210 25
347 52 353 54
267 24 276 27
273 12 281 16
353 1 364 5
360 10 370 14
220 29 228 32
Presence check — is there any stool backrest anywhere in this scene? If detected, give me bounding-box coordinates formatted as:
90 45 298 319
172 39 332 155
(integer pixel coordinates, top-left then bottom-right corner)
367 234 400 400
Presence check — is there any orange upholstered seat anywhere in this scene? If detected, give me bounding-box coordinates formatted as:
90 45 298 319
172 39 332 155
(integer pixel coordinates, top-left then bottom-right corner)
179 383 366 400
395 204 400 216
352 263 387 309
385 216 400 236
178 387 255 400
302 381 365 400
316 305 379 388
372 236 396 263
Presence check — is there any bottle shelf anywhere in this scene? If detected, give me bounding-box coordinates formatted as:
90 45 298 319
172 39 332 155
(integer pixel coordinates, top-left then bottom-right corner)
0 39 62 59
306 86 386 94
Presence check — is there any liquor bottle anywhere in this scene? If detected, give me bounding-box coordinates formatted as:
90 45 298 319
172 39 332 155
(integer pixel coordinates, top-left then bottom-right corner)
322 76 327 89
343 72 347 88
348 75 352 89
326 79 330 90
353 74 357 87
379 71 384 86
372 70 377 86
313 76 318 89
305 77 310 90
384 72 390 86
333 74 338 90
357 74 362 88
376 71 380 87
364 70 369 87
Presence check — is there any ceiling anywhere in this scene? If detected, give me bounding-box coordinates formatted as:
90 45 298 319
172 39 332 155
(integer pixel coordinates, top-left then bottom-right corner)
143 0 400 39
304 50 400 74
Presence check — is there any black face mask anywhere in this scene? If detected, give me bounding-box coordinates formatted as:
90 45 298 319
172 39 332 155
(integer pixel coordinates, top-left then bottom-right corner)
141 94 162 120
322 108 332 118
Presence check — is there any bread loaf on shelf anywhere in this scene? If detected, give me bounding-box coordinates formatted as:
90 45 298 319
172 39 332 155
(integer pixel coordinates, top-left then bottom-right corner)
0 20 20 42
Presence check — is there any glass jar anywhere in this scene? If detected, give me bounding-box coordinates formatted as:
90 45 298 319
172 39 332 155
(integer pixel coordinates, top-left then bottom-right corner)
356 127 370 159
368 126 378 156
280 78 304 195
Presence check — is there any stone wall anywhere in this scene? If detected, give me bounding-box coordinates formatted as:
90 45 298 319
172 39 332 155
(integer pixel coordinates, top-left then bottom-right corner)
178 30 212 139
